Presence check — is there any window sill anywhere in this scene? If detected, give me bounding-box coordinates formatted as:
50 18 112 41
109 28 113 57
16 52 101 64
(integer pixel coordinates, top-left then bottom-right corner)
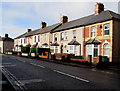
104 35 110 37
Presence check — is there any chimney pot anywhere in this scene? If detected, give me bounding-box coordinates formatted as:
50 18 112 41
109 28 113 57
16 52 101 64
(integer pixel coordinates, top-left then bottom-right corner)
95 2 104 14
61 16 68 24
40 22 47 29
5 34 8 38
27 29 32 32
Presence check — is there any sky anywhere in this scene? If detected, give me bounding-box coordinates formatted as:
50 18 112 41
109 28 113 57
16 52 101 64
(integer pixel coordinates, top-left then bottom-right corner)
0 0 119 38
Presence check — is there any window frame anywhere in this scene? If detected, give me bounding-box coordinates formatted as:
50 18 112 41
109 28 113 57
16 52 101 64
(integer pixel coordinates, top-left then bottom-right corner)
64 32 68 40
72 30 76 39
104 23 110 36
61 32 64 40
91 26 96 38
54 34 57 42
103 43 110 57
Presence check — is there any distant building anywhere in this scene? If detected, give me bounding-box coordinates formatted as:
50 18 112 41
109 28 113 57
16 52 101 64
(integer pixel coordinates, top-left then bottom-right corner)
0 34 14 53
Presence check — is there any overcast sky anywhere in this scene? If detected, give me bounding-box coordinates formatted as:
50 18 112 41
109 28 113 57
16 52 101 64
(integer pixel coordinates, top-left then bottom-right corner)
0 0 119 38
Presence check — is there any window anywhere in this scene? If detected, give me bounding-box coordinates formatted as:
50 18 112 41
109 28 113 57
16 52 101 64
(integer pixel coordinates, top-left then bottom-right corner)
38 35 40 42
34 36 36 42
86 44 99 57
91 26 96 38
86 45 92 56
24 39 25 44
69 45 77 54
73 30 76 39
104 24 110 36
61 32 64 40
21 39 22 44
54 34 57 41
64 32 68 40
93 45 98 57
55 46 58 53
103 43 110 57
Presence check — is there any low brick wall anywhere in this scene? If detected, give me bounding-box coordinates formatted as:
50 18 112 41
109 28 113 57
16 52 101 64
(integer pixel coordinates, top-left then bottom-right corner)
70 58 88 62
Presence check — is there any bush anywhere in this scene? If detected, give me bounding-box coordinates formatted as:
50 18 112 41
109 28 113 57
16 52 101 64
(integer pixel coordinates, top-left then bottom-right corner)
21 47 30 53
30 47 36 53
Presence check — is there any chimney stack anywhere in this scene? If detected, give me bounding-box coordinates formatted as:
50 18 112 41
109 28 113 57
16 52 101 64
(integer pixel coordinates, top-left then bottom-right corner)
61 16 68 24
95 2 104 15
5 34 8 38
27 29 32 32
40 22 47 29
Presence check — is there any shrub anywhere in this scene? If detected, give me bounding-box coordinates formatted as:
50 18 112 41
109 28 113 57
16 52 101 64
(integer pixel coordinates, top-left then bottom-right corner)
21 47 30 53
30 47 38 53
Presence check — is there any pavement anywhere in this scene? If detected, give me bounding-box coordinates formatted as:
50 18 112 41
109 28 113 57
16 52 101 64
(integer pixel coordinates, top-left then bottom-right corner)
20 55 120 75
0 54 120 90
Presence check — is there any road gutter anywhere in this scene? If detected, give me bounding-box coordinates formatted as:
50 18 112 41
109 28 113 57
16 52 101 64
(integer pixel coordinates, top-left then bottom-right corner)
1 67 27 91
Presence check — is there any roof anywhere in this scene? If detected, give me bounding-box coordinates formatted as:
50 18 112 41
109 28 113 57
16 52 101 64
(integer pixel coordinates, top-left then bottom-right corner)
68 39 80 45
15 23 61 39
52 10 120 33
42 43 48 46
0 37 14 41
51 42 59 46
52 14 94 33
85 38 101 45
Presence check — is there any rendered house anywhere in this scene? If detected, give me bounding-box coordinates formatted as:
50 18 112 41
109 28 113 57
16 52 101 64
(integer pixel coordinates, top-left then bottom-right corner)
14 22 61 51
0 34 14 53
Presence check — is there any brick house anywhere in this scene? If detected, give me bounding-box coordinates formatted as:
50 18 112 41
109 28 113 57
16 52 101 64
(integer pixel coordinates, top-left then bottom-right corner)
83 3 120 62
0 34 14 53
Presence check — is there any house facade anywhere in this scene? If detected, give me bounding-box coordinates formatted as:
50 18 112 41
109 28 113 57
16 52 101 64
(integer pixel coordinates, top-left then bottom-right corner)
14 22 61 52
83 3 120 62
0 34 14 53
14 3 120 62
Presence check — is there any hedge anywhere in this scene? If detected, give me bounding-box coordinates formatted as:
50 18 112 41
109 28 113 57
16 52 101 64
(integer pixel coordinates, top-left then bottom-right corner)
30 47 38 53
21 47 30 53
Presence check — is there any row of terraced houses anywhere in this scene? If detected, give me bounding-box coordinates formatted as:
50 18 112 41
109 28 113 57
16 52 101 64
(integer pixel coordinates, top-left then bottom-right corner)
14 3 120 63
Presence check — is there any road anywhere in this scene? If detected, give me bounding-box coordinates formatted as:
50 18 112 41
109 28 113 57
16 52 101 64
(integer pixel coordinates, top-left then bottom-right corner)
1 54 120 90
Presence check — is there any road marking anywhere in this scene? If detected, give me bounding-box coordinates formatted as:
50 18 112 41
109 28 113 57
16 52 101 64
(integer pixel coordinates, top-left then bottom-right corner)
37 65 45 68
0 81 8 85
1 63 12 65
19 79 45 84
53 70 89 83
30 63 45 68
2 65 16 67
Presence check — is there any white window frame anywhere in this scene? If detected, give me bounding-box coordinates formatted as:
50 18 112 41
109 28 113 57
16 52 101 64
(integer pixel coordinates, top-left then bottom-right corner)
86 44 99 57
54 34 57 42
104 23 110 36
69 45 77 54
103 43 110 57
72 30 76 39
91 26 96 38
54 46 58 53
61 32 64 40
64 32 68 40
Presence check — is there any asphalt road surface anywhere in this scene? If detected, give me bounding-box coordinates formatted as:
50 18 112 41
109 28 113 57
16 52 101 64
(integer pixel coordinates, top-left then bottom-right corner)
1 54 120 90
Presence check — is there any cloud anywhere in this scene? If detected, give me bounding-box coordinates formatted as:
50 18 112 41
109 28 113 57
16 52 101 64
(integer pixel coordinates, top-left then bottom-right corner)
1 2 119 38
